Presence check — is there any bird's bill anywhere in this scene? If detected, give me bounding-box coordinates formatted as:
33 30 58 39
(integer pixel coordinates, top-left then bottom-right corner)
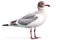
44 4 50 7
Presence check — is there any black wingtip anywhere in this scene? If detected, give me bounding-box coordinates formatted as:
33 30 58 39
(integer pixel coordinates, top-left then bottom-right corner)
2 24 9 26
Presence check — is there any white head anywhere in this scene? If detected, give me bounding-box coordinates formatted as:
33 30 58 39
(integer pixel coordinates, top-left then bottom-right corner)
38 1 50 10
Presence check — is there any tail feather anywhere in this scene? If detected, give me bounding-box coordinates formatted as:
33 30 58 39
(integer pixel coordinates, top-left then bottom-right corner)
2 20 17 26
2 24 9 26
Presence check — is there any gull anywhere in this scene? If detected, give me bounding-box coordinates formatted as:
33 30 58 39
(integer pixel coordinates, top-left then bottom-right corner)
2 1 50 39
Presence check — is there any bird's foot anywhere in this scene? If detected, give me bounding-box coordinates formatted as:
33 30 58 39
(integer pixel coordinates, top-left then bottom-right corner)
31 37 35 39
34 36 41 39
31 36 41 39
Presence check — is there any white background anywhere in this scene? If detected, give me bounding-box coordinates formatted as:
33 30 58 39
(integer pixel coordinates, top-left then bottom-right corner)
0 0 60 40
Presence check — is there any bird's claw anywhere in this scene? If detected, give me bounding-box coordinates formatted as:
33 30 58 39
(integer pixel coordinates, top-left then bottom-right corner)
35 37 41 39
31 37 41 39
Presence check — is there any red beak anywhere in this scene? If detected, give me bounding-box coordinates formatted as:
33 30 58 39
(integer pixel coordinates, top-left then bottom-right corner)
44 4 50 7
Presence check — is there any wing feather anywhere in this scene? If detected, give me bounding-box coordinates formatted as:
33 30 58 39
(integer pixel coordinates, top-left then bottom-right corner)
18 14 38 25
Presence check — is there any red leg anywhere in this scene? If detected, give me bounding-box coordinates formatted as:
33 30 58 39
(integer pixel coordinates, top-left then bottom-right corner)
34 27 40 39
34 28 36 37
30 28 40 39
30 28 35 39
30 28 32 38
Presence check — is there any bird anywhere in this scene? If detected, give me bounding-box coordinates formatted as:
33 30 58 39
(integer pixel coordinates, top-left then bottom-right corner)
2 1 50 39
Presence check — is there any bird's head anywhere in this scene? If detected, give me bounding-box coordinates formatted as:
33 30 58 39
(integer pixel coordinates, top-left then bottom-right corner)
38 1 50 8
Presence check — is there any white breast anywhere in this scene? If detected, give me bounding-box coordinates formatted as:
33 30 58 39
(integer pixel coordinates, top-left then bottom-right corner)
27 12 47 28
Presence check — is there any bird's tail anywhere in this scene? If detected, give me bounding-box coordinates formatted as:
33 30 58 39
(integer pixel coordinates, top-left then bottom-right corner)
2 20 17 26
2 24 10 26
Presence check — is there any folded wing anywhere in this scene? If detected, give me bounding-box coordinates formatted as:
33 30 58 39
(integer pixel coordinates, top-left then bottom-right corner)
18 14 38 25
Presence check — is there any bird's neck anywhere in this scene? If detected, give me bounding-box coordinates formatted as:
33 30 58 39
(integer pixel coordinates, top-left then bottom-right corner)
38 7 45 14
38 7 44 11
38 7 47 16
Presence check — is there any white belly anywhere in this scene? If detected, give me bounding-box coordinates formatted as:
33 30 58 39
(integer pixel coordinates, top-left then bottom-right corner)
26 14 47 28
